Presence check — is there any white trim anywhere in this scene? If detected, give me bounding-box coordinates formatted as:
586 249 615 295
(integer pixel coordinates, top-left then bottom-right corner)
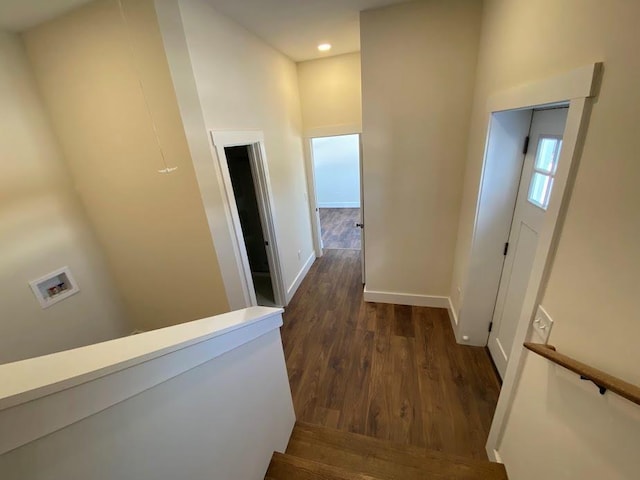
489 449 503 464
303 127 364 258
483 64 601 459
358 134 365 282
303 123 362 139
317 202 360 208
286 252 315 303
247 142 287 306
210 130 286 308
447 297 459 326
0 307 284 454
303 138 323 258
303 130 366 273
363 287 449 309
487 63 601 112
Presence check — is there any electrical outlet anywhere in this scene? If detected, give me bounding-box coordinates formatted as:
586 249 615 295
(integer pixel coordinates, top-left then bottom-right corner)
297 249 302 260
532 305 554 343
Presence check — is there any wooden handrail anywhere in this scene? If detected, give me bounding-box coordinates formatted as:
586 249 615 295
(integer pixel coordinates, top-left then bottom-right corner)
524 342 640 406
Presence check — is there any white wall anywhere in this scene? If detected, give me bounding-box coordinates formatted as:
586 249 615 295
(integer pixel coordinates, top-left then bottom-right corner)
155 0 315 305
499 353 640 479
0 324 295 480
448 0 640 476
23 0 230 332
360 0 482 299
297 53 362 134
0 30 130 364
312 135 360 208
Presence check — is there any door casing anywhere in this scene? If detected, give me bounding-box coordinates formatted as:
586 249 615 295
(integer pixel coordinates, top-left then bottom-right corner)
303 127 365 282
210 130 286 308
457 64 603 461
487 108 568 378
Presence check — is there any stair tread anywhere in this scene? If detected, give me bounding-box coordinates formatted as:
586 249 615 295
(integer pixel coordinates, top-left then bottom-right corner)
286 422 508 480
266 452 384 480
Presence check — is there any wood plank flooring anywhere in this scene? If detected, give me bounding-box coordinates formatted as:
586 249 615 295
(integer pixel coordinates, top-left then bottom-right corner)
275 422 508 480
281 249 501 460
319 208 361 249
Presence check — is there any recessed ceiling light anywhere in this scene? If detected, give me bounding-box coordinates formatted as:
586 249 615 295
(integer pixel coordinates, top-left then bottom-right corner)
318 43 332 52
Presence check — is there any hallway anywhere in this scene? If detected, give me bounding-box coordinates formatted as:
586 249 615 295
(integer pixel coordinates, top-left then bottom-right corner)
281 249 501 460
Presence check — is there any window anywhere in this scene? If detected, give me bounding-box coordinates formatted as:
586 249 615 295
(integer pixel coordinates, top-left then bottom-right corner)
527 136 562 210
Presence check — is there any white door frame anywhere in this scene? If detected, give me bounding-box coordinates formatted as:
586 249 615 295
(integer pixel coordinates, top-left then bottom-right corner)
482 63 602 460
302 124 363 259
358 134 366 282
302 138 323 258
487 107 568 378
210 130 286 308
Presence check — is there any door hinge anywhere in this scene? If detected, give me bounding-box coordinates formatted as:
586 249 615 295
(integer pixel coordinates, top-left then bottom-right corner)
503 242 509 256
523 136 530 155
488 321 493 332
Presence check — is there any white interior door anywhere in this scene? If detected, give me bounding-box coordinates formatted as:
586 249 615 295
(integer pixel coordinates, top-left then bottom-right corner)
488 108 568 377
247 144 285 306
309 142 323 253
358 134 365 283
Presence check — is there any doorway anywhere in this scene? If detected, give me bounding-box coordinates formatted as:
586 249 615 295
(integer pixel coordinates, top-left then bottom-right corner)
487 107 569 377
307 134 364 280
460 64 601 460
210 130 286 309
225 146 276 307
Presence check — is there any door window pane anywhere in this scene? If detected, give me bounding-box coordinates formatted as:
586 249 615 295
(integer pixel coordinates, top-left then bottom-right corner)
535 137 562 174
528 173 553 209
527 135 562 210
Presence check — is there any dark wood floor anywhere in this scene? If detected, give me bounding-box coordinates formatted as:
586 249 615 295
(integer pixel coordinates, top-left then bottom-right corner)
319 208 361 249
281 249 501 460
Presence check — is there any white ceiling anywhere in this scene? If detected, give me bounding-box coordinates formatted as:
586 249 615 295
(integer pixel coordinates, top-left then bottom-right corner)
0 0 407 62
205 0 408 61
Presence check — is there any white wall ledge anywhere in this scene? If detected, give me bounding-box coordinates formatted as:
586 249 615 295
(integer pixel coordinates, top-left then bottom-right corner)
0 306 283 410
0 306 284 454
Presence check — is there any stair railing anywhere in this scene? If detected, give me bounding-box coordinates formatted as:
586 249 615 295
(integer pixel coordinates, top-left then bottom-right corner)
524 342 640 405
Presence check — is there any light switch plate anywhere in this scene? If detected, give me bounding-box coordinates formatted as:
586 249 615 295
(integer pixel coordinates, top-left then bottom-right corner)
532 305 554 343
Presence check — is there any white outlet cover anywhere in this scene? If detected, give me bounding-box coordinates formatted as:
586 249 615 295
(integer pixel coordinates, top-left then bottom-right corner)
531 305 554 343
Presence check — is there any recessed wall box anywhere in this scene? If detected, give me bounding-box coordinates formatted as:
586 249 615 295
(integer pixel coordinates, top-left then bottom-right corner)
29 266 80 309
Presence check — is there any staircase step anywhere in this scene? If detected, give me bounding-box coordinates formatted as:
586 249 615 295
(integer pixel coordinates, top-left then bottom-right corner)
266 452 384 480
286 422 508 480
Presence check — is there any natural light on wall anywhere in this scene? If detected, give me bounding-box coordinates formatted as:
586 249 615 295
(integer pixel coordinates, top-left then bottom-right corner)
312 134 360 208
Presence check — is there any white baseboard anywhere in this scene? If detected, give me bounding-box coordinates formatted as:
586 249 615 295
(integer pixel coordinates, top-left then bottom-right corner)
286 252 316 304
317 202 360 208
447 297 459 326
446 297 462 343
363 287 449 309
487 448 503 464
362 288 463 341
